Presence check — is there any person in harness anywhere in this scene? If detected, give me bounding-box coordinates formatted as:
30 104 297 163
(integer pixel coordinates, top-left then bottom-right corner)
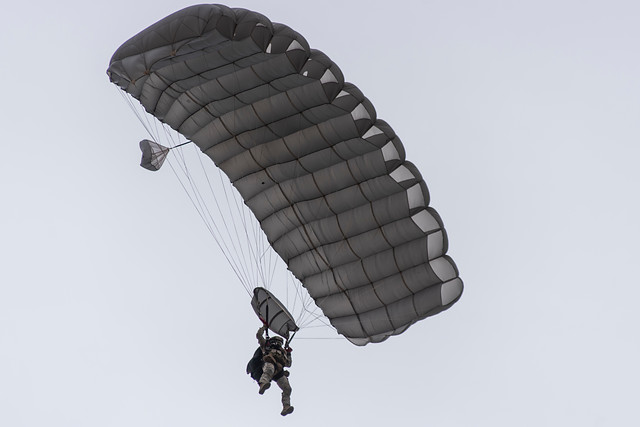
248 323 294 416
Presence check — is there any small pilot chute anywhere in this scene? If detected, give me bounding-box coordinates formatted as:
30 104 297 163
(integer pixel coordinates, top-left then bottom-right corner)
139 139 170 171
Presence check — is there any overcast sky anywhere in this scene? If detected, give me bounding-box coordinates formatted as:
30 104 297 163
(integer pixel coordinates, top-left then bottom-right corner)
2 1 639 426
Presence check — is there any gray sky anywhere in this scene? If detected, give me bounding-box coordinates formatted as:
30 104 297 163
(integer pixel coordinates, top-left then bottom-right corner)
2 1 639 425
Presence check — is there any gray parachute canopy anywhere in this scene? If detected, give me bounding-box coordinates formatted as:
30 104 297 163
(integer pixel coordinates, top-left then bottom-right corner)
108 4 463 345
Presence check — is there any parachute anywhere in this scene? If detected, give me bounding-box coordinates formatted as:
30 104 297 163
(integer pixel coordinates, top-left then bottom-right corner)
139 139 170 171
107 4 463 345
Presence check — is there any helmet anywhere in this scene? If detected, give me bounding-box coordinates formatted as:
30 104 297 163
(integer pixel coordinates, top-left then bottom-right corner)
267 336 284 347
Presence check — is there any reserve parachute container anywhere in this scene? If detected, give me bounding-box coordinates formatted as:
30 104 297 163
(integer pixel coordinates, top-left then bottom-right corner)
107 4 463 345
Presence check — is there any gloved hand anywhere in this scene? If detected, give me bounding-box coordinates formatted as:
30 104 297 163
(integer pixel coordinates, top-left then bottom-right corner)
285 346 293 353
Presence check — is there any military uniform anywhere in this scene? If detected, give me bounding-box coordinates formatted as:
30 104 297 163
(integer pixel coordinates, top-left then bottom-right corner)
256 325 294 415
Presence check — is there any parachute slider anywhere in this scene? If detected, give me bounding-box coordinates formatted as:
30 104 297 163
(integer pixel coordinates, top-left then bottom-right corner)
251 287 299 339
139 139 191 171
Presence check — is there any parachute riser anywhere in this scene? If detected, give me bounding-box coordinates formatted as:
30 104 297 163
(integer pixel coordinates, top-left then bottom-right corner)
285 330 297 348
265 302 270 339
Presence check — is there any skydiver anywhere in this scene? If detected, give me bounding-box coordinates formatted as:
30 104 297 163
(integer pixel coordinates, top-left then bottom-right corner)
253 323 294 416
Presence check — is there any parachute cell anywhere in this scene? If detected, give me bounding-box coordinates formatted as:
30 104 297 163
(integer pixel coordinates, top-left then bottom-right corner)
108 4 463 345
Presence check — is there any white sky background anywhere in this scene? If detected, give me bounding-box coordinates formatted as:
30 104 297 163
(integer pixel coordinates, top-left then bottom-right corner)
2 0 639 425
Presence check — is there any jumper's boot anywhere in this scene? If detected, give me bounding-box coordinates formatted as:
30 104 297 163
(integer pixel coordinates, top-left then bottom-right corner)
259 381 271 395
281 404 294 416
